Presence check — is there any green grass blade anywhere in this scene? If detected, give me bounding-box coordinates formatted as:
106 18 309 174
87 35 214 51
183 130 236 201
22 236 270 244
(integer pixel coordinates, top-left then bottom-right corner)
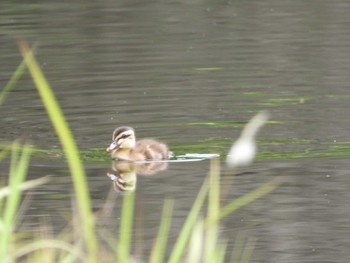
186 219 204 263
5 143 32 219
13 239 82 261
18 40 97 262
150 199 174 263
167 178 209 263
118 192 135 263
0 142 32 263
219 177 285 220
0 176 50 200
0 58 27 105
214 243 227 263
205 159 220 263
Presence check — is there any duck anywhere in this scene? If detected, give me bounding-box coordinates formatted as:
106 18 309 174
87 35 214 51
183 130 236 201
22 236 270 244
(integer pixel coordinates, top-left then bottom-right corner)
106 126 170 161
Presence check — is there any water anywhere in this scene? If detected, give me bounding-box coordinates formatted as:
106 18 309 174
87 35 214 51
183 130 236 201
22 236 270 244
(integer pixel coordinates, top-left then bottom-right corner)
1 1 350 262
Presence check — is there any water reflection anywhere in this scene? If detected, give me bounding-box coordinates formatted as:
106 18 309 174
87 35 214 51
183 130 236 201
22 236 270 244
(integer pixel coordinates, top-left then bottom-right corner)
107 162 137 192
107 160 168 192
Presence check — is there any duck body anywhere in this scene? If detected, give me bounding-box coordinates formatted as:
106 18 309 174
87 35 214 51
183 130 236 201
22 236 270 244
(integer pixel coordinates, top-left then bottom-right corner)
106 126 170 161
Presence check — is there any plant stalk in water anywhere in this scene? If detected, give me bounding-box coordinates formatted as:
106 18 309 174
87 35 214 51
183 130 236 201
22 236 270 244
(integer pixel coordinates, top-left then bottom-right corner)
0 142 32 263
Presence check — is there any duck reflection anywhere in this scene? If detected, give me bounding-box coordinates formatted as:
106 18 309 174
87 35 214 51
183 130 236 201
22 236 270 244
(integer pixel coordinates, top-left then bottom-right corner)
107 161 137 192
107 160 168 192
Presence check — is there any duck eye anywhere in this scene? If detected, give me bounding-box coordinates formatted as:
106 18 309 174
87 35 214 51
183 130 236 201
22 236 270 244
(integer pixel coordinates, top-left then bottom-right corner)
120 134 130 139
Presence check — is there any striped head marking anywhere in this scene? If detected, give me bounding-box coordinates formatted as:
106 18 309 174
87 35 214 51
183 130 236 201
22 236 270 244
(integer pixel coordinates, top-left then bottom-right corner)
106 127 136 152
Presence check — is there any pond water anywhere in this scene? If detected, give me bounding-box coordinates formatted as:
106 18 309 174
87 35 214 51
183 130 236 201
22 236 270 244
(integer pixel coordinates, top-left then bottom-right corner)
1 1 350 262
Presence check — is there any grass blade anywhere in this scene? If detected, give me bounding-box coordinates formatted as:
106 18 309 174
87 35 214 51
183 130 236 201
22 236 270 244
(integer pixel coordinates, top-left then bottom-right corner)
186 219 204 263
18 39 97 262
150 199 174 263
205 159 220 263
219 176 285 219
0 58 27 105
13 239 82 261
0 142 32 262
214 243 227 263
0 176 50 200
118 192 135 263
167 178 209 263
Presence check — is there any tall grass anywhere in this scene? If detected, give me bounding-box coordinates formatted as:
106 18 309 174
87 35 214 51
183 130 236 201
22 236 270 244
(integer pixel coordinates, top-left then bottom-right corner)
0 142 32 262
0 142 49 263
149 199 174 263
18 39 98 262
0 56 27 105
0 40 284 262
117 192 135 262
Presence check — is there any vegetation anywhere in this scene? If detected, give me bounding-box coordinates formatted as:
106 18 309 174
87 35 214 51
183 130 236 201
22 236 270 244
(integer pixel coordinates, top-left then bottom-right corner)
0 40 283 262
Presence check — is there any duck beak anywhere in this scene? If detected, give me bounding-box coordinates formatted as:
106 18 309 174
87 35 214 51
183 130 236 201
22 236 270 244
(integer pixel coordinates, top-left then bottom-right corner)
106 141 118 152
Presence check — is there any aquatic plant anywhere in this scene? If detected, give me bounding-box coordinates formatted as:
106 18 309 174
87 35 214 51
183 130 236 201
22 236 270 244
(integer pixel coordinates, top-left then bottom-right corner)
18 40 98 262
0 142 50 262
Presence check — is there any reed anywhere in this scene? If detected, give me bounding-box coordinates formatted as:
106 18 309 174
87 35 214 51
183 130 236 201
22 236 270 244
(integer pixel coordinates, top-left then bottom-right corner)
0 142 32 262
117 192 135 263
149 199 174 263
167 176 209 263
18 40 98 262
0 56 27 105
0 142 49 263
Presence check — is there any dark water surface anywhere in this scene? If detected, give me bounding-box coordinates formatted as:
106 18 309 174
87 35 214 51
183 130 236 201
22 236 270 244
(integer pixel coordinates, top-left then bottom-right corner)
1 1 350 262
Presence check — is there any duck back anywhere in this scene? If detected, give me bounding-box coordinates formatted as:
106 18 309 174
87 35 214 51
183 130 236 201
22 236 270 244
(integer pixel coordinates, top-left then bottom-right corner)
134 139 169 160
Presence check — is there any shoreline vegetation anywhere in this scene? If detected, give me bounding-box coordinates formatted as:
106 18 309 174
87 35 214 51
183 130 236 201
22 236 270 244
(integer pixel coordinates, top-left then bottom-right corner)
0 40 283 262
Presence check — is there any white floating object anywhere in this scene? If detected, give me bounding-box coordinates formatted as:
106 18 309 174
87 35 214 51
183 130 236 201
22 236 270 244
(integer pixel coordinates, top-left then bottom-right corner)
226 111 269 168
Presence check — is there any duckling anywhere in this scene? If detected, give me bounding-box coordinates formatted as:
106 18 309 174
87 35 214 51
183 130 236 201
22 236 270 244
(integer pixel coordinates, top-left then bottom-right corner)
106 126 170 161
